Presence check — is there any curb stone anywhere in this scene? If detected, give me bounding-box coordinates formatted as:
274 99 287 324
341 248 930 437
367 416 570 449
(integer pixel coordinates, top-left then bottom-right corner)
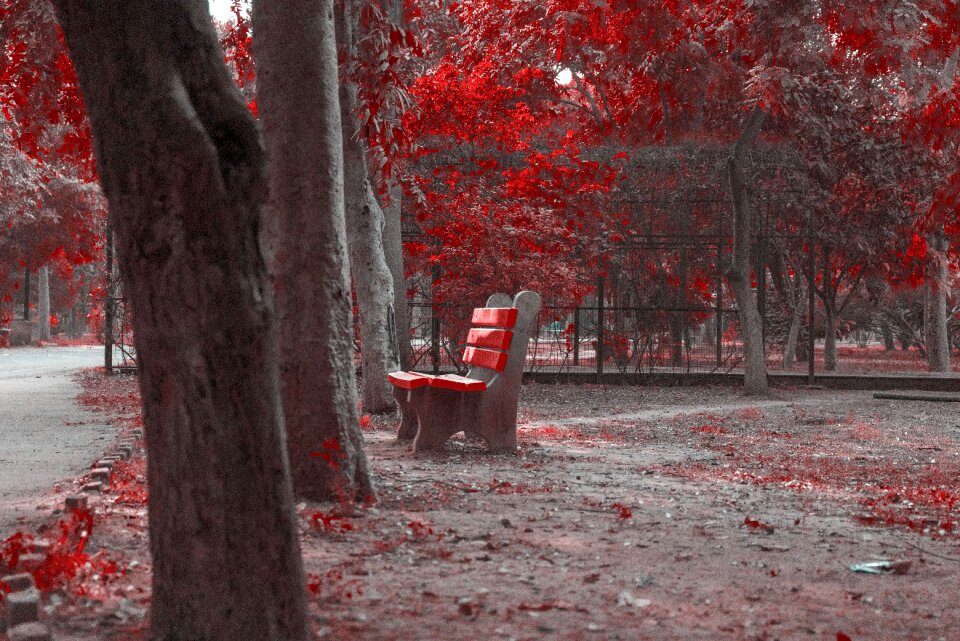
0 574 35 592
8 622 52 641
6 588 40 627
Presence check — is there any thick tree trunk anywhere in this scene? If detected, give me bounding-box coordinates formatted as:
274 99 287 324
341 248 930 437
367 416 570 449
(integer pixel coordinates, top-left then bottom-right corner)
925 233 951 372
382 178 414 370
782 287 804 369
337 0 400 414
253 0 375 502
880 319 895 351
726 107 768 395
51 2 310 640
37 265 51 340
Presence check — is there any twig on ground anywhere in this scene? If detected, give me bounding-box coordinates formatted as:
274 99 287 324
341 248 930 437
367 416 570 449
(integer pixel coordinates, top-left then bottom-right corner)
904 541 960 562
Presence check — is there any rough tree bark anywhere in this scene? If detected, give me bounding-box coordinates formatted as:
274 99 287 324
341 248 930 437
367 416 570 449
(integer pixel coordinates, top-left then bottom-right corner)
823 301 837 370
382 178 414 370
253 0 375 501
336 0 400 414
37 265 51 340
726 107 769 395
782 285 805 369
380 0 413 371
880 320 896 352
925 231 951 372
50 1 310 639
821 249 838 372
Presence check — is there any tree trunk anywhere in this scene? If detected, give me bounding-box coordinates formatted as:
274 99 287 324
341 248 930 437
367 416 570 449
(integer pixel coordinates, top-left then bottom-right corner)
782 287 804 369
37 265 51 340
253 0 375 502
726 107 768 395
823 299 837 371
925 232 951 372
379 0 412 372
337 0 400 414
382 178 413 370
880 319 895 351
669 312 684 366
51 2 310 639
822 255 838 371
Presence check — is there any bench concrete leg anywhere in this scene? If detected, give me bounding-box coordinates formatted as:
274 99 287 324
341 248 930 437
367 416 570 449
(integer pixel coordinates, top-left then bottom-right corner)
410 388 464 452
394 386 419 441
482 425 518 452
476 396 519 452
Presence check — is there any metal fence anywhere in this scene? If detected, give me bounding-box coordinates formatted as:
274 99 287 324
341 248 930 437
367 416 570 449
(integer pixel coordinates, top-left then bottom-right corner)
404 275 748 378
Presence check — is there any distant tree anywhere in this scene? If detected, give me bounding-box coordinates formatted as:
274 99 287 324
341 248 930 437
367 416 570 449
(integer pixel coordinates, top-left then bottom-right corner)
50 1 310 639
337 0 401 414
0 0 103 331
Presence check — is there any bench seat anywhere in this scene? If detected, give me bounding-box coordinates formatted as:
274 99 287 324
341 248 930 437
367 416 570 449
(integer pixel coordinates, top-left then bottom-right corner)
427 373 487 392
386 371 432 389
387 371 488 392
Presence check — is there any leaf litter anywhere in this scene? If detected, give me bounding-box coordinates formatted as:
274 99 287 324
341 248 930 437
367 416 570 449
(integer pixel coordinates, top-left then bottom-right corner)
11 375 960 640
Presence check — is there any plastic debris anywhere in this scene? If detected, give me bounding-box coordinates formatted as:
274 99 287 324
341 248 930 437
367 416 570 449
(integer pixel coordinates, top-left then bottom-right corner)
849 559 912 575
617 591 651 608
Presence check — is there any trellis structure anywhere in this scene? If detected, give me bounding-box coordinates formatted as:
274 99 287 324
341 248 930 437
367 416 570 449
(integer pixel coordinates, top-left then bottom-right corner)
401 142 816 381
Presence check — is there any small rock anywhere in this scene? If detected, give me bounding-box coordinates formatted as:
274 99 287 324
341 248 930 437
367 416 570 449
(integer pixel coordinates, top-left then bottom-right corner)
6 588 41 627
1 574 34 592
7 622 51 641
132 429 143 439
616 591 651 609
64 496 88 512
95 459 115 470
500 518 513 528
81 482 103 493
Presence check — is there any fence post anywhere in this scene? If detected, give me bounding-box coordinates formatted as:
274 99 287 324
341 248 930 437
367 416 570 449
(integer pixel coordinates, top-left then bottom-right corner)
715 266 723 368
757 235 766 349
596 276 604 378
104 226 114 374
431 262 441 375
573 307 580 367
807 208 816 384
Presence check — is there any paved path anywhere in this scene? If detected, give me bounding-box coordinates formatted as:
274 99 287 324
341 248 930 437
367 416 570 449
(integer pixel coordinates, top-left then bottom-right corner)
0 346 118 537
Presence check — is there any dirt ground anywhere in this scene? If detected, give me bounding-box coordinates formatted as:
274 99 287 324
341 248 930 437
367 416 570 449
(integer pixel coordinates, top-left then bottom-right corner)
4 374 960 641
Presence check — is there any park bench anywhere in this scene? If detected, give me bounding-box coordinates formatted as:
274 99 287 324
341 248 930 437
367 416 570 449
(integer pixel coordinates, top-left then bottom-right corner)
388 290 541 453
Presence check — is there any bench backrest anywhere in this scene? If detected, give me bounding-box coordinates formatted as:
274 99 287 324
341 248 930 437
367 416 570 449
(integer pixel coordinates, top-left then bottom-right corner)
462 308 516 372
463 291 540 386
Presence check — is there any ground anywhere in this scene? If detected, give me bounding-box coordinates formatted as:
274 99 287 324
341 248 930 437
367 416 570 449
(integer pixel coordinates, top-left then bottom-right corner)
3 370 960 641
0 346 115 538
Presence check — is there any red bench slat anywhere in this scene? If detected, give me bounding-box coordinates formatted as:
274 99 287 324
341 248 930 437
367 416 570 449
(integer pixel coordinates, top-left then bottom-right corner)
428 374 487 392
471 307 518 328
466 328 513 350
387 371 432 389
462 346 508 371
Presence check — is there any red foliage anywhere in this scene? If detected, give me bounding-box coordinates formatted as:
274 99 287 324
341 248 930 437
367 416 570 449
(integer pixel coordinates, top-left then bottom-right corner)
0 507 122 597
661 411 960 539
309 510 355 535
742 517 774 533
